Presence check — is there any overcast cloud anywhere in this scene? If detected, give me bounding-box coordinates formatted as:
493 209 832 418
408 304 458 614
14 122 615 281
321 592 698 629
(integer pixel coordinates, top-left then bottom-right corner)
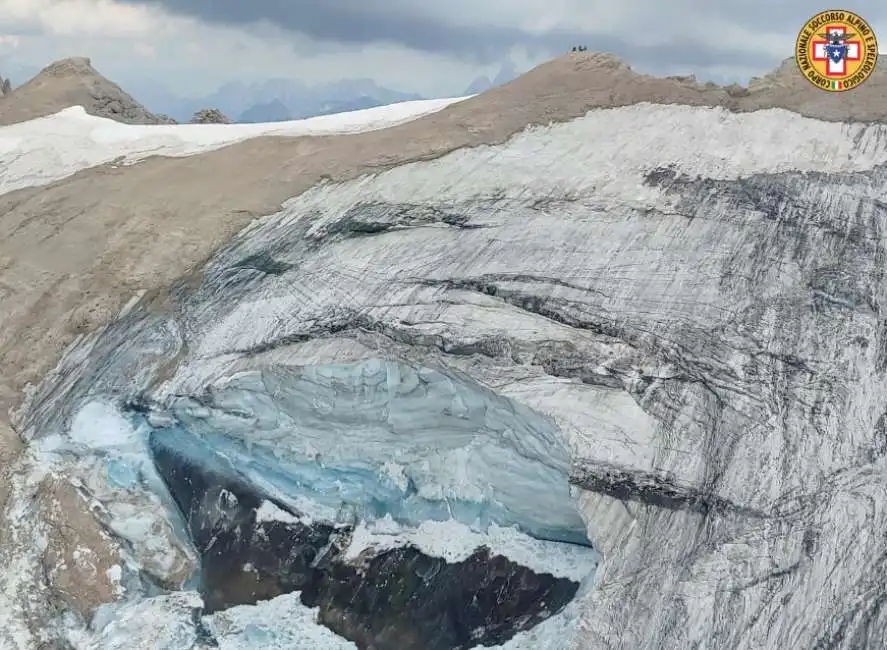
118 0 886 66
0 1 884 99
113 0 774 66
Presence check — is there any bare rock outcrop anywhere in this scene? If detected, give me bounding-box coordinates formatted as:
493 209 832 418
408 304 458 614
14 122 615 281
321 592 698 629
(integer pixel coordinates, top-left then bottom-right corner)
0 56 173 126
190 107 232 124
37 478 124 619
0 73 11 97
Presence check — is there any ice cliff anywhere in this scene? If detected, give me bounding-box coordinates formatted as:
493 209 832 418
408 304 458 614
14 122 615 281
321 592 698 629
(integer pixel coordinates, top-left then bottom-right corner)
8 78 887 648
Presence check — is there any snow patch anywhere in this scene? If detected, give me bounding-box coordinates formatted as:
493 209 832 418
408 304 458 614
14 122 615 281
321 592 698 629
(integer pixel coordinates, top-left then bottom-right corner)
344 516 597 582
206 592 357 649
105 565 124 596
0 97 469 196
68 401 140 450
254 500 302 526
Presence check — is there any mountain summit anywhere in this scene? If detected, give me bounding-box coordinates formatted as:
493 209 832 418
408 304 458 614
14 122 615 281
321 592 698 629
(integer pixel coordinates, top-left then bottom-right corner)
0 56 173 126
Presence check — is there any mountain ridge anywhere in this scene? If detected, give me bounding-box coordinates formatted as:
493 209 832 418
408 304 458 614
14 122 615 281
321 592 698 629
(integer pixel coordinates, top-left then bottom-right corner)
237 97 292 123
138 76 424 123
0 57 430 126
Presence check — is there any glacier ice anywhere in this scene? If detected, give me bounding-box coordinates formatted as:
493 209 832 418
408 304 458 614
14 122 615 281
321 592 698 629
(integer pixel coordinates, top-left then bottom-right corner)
150 360 592 546
70 587 594 650
73 591 359 649
67 592 208 650
205 592 358 649
14 100 887 648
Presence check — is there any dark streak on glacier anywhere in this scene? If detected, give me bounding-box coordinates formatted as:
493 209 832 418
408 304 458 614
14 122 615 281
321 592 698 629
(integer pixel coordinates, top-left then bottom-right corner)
331 201 492 236
570 463 768 518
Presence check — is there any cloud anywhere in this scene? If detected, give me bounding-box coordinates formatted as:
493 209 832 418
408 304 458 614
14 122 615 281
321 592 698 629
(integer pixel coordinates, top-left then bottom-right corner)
110 0 581 65
115 0 863 68
2 0 886 100
0 6 488 97
0 0 166 36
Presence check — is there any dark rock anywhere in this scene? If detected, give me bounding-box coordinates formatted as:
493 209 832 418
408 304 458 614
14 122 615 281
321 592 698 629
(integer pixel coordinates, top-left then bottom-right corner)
304 545 578 650
191 108 232 124
148 428 580 649
232 252 293 276
147 428 335 612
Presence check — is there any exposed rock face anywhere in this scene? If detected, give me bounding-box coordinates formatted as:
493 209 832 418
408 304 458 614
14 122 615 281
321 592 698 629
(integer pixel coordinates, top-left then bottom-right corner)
307 547 576 650
8 52 887 649
37 478 124 620
190 108 232 124
148 426 579 648
0 57 172 126
0 74 11 97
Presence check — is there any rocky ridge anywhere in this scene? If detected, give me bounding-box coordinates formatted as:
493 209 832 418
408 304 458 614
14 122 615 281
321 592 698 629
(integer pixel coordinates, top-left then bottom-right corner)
190 107 232 124
0 56 174 126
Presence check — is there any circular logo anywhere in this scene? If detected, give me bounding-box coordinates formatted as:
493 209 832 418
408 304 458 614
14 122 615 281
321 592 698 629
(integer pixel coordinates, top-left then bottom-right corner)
795 10 878 92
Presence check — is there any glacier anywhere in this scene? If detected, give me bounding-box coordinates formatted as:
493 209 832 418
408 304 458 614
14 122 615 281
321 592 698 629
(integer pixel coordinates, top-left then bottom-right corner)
7 93 887 649
39 385 597 649
19 359 598 648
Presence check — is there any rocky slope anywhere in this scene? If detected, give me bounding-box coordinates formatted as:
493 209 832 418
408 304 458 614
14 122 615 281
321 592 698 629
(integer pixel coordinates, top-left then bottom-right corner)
4 52 887 649
190 107 232 124
0 57 174 126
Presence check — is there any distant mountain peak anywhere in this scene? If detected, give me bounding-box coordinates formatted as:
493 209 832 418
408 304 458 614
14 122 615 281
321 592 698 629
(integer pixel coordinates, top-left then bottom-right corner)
463 60 519 96
237 98 292 124
493 60 518 86
115 74 425 124
464 75 492 95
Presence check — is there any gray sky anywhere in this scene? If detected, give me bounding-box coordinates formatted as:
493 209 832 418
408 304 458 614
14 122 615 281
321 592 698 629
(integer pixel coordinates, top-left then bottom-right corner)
0 1 884 97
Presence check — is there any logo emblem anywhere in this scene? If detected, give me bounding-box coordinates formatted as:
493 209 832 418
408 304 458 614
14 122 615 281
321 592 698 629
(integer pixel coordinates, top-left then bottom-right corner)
795 10 878 91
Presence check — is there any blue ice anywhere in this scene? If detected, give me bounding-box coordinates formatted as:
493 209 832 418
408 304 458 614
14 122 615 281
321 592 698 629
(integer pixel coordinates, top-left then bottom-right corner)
141 360 591 546
106 457 139 489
